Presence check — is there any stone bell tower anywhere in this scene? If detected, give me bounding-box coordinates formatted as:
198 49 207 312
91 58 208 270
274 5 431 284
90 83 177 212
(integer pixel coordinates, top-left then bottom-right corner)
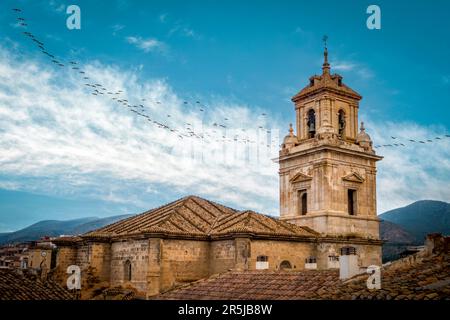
278 45 383 240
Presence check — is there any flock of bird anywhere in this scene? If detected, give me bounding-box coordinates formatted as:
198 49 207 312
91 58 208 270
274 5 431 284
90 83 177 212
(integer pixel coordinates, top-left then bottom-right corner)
9 8 450 151
373 135 450 149
11 8 275 148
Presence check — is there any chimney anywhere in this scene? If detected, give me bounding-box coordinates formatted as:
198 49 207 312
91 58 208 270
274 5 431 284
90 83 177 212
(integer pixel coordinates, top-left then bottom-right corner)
339 247 360 280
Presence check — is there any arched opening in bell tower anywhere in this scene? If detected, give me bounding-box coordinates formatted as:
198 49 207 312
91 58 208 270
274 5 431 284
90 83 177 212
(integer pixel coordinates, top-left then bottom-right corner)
338 109 346 138
307 109 316 138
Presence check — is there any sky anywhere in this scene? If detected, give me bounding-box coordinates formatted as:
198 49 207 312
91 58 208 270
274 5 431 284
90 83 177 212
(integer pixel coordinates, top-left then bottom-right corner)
0 0 449 232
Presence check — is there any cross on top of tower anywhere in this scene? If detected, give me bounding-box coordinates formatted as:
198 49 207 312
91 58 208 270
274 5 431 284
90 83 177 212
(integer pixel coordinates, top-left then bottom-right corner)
322 35 330 75
322 35 328 49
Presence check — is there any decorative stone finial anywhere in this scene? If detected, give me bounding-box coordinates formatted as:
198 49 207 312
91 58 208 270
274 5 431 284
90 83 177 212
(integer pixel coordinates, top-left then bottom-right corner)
289 123 294 136
360 121 365 132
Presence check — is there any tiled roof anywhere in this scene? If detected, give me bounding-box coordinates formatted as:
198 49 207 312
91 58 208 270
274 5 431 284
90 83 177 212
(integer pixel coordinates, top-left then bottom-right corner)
84 196 317 239
292 72 362 102
0 269 73 300
157 270 340 300
157 253 450 300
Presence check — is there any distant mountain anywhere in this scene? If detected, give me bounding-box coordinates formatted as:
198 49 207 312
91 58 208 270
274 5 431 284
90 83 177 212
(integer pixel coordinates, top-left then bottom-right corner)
380 220 416 244
71 214 133 235
379 200 450 262
0 214 133 244
380 200 450 243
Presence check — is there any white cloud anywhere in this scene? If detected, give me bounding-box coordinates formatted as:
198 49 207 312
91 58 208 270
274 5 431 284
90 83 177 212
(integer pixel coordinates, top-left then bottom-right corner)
333 61 356 71
111 24 125 36
332 59 374 79
0 46 280 215
0 46 448 220
126 36 167 53
49 0 65 13
364 120 450 213
168 24 202 40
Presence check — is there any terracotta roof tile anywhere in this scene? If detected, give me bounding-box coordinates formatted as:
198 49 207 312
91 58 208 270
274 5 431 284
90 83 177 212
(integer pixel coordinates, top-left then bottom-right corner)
292 72 362 102
84 196 317 239
0 269 73 300
156 253 450 300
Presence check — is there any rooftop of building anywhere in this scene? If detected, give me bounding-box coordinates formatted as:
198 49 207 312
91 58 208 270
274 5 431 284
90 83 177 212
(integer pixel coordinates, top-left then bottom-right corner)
292 47 362 102
156 250 450 300
79 195 319 241
0 268 73 300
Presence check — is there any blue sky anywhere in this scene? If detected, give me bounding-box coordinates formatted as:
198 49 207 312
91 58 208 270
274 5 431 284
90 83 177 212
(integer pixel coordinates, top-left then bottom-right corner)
0 0 449 232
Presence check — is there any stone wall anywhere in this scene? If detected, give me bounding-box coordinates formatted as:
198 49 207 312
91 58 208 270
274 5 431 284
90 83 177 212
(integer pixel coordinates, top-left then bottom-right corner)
209 240 236 274
250 240 315 270
315 241 382 269
161 239 210 283
89 242 111 282
54 246 77 284
280 148 380 239
110 239 150 295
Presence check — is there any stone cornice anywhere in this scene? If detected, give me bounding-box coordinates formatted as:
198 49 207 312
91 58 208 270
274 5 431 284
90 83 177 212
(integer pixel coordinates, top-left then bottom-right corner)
70 232 383 247
275 143 383 163
280 212 381 222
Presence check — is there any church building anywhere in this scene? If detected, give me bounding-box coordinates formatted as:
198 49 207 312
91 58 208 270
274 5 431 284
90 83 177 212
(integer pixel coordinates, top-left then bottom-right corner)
53 48 383 299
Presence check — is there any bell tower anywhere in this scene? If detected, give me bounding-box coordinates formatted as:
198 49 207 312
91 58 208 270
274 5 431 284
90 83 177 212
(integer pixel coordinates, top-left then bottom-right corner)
278 45 383 240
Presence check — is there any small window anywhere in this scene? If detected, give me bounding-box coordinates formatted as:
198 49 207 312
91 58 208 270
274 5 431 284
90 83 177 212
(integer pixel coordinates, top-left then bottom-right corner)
348 189 357 215
256 255 269 270
280 260 292 270
298 190 307 215
305 256 316 264
340 247 356 255
124 260 132 281
257 255 268 262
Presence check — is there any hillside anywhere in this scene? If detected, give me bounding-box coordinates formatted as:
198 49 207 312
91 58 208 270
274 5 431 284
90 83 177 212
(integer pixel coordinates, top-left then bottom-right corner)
380 220 416 244
0 214 133 244
379 200 450 243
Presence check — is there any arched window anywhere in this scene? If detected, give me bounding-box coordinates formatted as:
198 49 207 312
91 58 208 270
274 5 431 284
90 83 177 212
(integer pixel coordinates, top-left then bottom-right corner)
124 260 132 281
338 110 346 138
307 109 316 138
280 260 292 270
